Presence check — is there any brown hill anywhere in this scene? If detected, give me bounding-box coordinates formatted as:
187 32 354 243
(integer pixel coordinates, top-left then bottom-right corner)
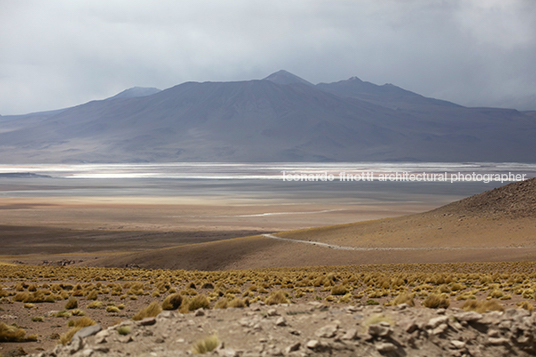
88 179 536 270
434 177 536 218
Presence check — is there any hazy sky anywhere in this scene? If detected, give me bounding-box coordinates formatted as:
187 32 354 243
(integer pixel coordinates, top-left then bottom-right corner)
1 0 535 115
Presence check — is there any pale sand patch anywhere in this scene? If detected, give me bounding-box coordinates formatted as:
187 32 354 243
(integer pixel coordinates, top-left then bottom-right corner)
0 196 434 232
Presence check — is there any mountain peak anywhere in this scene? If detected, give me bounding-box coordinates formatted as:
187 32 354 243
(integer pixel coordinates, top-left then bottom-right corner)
107 87 162 100
263 70 313 86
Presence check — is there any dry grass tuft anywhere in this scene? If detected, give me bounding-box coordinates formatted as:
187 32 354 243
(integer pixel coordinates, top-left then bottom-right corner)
191 335 220 354
65 297 78 310
59 317 97 345
462 300 504 313
228 297 249 308
391 293 415 307
423 293 450 309
331 284 349 296
132 301 162 321
162 293 183 310
181 294 210 313
0 322 27 342
265 290 289 305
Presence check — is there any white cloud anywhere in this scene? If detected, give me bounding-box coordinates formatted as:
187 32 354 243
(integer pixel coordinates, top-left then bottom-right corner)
1 0 535 114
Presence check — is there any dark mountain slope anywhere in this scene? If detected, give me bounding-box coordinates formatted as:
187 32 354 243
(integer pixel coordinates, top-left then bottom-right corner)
0 71 535 163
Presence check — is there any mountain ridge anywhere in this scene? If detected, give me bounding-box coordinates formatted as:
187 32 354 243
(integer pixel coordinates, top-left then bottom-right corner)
0 70 534 163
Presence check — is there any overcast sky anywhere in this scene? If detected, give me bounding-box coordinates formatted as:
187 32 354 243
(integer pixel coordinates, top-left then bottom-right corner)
1 0 535 115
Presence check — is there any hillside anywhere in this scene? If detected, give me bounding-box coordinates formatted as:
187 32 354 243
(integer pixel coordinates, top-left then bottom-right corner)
89 179 536 270
0 71 535 163
435 177 536 218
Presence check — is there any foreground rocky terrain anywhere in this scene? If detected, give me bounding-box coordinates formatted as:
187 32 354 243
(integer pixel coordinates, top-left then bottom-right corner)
31 302 536 357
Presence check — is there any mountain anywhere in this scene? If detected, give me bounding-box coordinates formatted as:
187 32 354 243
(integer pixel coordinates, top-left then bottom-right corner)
264 70 314 86
0 71 535 163
106 87 162 100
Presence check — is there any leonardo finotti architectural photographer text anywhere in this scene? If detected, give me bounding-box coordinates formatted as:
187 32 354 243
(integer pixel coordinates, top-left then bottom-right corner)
281 171 527 184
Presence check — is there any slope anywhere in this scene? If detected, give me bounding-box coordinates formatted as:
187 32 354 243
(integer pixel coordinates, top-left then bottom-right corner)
0 71 535 163
88 179 536 270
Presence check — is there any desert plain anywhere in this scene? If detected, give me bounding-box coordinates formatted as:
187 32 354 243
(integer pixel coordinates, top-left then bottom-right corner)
1 175 536 356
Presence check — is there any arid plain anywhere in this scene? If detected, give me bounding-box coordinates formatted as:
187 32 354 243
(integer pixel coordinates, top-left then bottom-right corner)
2 176 536 356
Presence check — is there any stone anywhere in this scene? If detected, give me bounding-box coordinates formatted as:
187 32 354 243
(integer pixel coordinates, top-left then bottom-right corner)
376 342 396 353
487 329 500 337
275 317 287 326
450 340 465 349
93 347 110 353
427 316 449 329
194 309 205 317
504 308 530 320
240 318 254 327
139 317 157 326
306 340 320 350
315 323 339 338
73 324 102 340
398 318 418 333
119 335 133 343
479 311 502 325
94 330 110 344
341 328 357 340
454 311 482 323
432 323 448 335
517 334 532 345
215 349 239 357
68 336 84 354
368 322 393 338
487 337 509 346
284 342 301 353
345 306 359 313
80 349 94 357
267 309 279 317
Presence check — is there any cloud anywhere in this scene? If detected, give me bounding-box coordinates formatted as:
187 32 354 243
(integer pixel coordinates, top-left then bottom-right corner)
1 0 535 115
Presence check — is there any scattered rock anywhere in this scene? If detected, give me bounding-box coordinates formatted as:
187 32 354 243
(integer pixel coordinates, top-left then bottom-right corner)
306 340 320 350
450 340 465 349
284 342 301 353
368 322 393 338
375 342 396 353
427 316 449 329
454 311 482 323
138 317 156 326
341 328 357 340
73 325 102 340
24 302 536 357
487 337 509 346
315 323 339 338
275 317 287 326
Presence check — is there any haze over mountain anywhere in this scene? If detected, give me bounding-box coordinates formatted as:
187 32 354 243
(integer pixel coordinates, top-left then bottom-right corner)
0 70 535 163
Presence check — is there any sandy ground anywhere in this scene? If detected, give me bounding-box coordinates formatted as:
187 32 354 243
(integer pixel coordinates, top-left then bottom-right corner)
0 196 431 265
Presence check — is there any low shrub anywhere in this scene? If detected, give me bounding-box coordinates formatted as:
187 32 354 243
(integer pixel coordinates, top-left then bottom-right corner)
65 297 78 310
192 335 219 354
132 301 162 321
391 293 415 307
265 291 289 305
462 300 504 313
162 293 183 310
0 322 26 341
423 293 450 309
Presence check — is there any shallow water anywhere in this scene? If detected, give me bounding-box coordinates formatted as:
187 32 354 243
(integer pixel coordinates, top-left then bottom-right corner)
0 162 534 207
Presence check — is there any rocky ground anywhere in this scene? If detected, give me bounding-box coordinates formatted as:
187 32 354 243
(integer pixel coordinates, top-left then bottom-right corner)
30 302 536 357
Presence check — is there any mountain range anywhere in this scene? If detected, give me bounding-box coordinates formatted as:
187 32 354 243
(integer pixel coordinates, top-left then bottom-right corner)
0 70 535 163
